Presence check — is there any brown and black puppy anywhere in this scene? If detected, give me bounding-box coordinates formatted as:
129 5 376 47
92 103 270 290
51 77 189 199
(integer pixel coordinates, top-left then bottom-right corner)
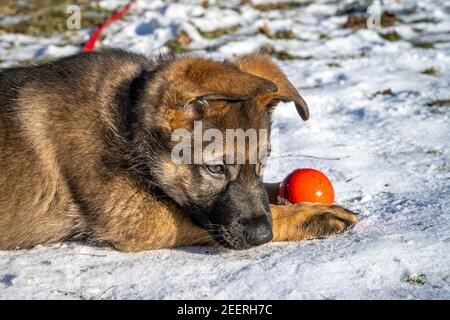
0 49 356 251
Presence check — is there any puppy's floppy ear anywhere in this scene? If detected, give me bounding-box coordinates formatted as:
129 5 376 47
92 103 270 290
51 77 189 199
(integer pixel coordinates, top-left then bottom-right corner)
166 57 278 104
234 53 309 120
144 57 279 131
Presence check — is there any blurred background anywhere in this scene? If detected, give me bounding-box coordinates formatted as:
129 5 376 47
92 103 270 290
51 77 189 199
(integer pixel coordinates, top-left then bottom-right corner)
0 0 449 71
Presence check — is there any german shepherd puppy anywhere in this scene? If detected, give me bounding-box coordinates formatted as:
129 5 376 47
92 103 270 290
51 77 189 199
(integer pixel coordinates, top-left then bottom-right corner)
0 49 356 251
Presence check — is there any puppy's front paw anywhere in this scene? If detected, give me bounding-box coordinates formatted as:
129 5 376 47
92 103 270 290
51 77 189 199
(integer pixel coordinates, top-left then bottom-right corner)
301 204 357 239
271 203 357 242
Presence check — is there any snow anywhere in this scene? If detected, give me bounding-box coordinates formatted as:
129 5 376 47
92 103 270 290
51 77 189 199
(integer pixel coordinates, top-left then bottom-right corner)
0 0 449 299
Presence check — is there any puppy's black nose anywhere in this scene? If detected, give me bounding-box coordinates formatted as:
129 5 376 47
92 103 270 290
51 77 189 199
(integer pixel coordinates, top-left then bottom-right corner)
243 217 273 246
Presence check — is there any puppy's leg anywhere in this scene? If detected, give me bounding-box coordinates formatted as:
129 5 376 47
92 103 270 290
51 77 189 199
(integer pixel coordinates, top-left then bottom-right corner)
265 182 357 241
98 201 213 252
81 177 355 250
69 174 214 252
270 203 357 242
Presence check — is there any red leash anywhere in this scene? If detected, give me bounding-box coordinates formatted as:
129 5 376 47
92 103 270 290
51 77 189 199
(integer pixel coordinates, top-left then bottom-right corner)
83 0 137 52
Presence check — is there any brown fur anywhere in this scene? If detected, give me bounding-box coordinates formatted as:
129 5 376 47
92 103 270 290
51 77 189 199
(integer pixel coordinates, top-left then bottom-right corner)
0 49 356 251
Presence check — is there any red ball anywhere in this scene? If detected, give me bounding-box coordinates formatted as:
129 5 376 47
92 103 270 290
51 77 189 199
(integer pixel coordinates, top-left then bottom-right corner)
278 168 335 205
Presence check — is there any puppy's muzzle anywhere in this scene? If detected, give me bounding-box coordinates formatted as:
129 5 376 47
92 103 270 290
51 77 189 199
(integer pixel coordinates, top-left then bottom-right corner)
241 215 273 246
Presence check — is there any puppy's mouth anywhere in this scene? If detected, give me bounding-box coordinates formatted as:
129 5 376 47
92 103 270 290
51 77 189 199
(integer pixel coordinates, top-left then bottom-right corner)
205 222 253 250
188 212 256 250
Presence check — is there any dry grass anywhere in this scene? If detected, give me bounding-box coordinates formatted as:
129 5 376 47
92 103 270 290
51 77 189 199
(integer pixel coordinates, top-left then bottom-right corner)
252 1 311 11
257 23 295 40
379 31 402 41
427 99 450 107
198 24 241 39
422 67 439 76
0 0 114 36
344 11 396 29
259 44 312 60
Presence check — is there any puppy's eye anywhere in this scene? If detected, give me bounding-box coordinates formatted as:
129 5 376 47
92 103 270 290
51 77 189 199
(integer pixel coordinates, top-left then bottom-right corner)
205 165 225 175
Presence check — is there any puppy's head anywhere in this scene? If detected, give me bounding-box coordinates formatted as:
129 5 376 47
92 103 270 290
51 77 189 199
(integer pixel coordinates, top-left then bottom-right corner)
132 53 309 249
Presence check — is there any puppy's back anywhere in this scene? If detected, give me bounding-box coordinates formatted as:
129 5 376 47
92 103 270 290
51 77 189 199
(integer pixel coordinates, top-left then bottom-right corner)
0 49 150 249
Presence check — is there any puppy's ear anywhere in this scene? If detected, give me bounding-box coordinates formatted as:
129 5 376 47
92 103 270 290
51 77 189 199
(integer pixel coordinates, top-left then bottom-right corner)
165 57 278 104
143 56 280 131
234 53 309 120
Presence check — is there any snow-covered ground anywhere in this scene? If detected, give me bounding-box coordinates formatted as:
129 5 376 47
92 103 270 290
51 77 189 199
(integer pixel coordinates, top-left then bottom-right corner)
1 0 449 299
